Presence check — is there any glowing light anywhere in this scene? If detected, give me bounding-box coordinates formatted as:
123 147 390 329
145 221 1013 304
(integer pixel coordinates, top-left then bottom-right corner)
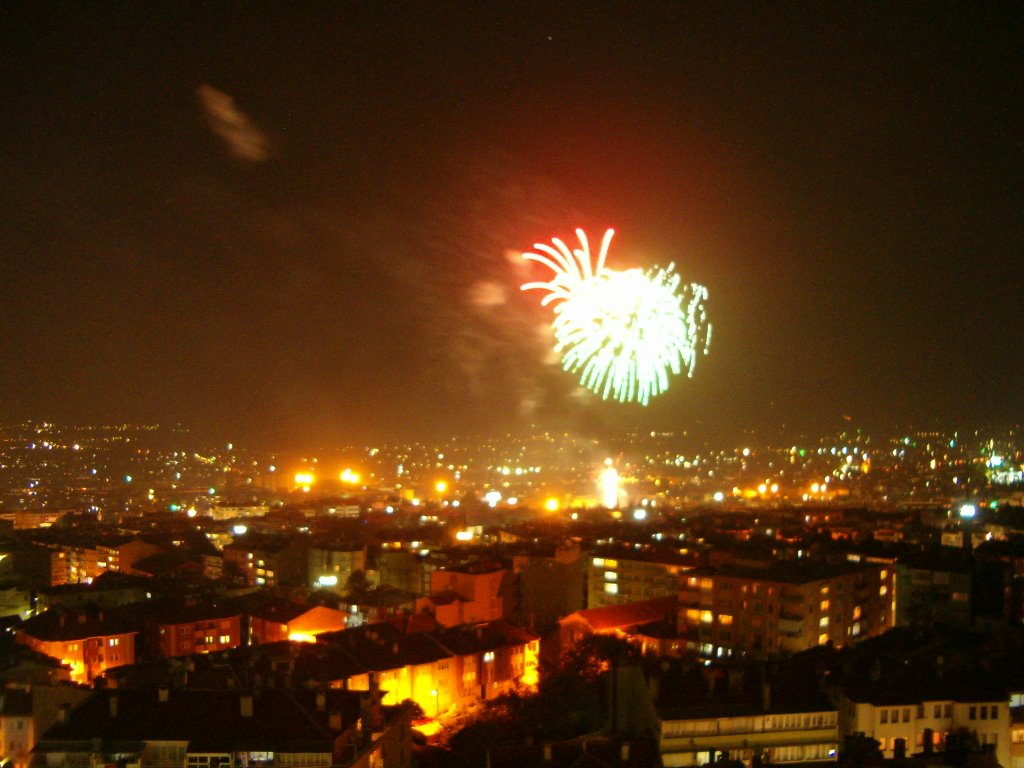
959 504 977 518
288 632 317 643
294 471 314 490
455 530 474 542
434 480 448 494
340 468 360 484
317 575 338 587
712 491 724 502
632 508 647 521
599 461 620 509
232 524 247 535
484 490 502 507
544 497 560 512
521 228 710 405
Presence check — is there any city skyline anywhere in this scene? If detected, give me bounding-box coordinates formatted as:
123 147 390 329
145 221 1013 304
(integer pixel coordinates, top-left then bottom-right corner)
2 5 1021 448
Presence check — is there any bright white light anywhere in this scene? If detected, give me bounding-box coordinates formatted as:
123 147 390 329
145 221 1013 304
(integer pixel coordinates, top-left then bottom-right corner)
632 508 647 521
317 575 338 587
455 530 474 542
232 525 247 535
599 463 620 509
959 504 977 519
712 491 725 502
484 490 502 507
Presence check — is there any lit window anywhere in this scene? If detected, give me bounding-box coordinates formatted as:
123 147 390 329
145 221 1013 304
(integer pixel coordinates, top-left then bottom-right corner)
700 610 713 624
593 558 605 568
880 586 888 597
719 614 733 626
819 617 829 628
604 583 618 595
604 571 618 582
686 609 700 624
818 633 828 645
853 606 862 620
604 559 618 569
880 570 888 580
483 652 495 663
820 599 830 612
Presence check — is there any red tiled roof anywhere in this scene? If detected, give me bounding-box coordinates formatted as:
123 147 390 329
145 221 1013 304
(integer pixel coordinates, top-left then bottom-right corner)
562 596 678 633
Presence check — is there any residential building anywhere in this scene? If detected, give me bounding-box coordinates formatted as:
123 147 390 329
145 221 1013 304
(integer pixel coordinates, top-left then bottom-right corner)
33 687 413 768
0 683 90 768
586 548 694 609
309 544 367 593
660 706 839 767
16 611 137 684
677 561 893 658
248 601 348 644
223 535 308 588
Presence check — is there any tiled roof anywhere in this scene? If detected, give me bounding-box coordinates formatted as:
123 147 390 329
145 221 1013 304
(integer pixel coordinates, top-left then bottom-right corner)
562 597 678 633
37 688 362 752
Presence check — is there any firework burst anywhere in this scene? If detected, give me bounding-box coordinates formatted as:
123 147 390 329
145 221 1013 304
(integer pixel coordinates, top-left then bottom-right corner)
522 228 710 405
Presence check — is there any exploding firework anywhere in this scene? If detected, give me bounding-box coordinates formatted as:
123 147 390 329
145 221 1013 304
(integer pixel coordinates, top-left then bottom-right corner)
522 228 711 405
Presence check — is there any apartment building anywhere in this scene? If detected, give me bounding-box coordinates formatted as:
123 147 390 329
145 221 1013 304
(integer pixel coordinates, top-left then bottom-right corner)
677 561 893 659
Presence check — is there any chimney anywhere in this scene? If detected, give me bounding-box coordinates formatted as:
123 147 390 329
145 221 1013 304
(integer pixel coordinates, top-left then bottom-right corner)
240 694 254 717
158 686 169 703
109 694 119 718
315 690 326 712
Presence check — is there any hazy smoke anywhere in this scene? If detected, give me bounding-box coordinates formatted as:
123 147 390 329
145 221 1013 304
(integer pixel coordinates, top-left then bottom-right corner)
196 84 269 161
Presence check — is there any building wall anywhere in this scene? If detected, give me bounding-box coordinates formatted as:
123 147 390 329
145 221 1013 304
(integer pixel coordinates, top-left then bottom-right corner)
660 709 838 767
17 631 136 684
894 564 972 626
309 547 367 593
842 697 1009 768
677 565 892 659
157 616 242 657
587 555 687 609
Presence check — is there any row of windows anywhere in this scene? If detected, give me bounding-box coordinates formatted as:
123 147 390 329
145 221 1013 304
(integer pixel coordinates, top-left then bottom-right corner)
880 703 998 724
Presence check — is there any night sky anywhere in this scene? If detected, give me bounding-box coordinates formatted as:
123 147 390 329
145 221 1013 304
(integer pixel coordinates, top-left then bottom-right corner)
2 4 1021 447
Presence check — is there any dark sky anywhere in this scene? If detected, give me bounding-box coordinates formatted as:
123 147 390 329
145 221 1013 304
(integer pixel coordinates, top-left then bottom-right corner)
1 3 1021 448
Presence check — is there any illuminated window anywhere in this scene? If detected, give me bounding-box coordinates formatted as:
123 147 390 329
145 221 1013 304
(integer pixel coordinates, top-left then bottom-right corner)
700 578 713 590
604 583 618 595
880 570 888 580
853 606 862 620
719 614 733 625
484 652 495 663
820 586 829 596
687 576 699 588
700 610 713 624
604 571 618 582
818 633 828 645
820 599 830 612
604 559 618 569
593 558 605 568
686 609 700 624
819 617 829 628
880 586 888 597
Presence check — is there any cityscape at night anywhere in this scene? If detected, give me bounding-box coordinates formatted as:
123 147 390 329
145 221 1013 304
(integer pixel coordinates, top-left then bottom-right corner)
1 3 1022 768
